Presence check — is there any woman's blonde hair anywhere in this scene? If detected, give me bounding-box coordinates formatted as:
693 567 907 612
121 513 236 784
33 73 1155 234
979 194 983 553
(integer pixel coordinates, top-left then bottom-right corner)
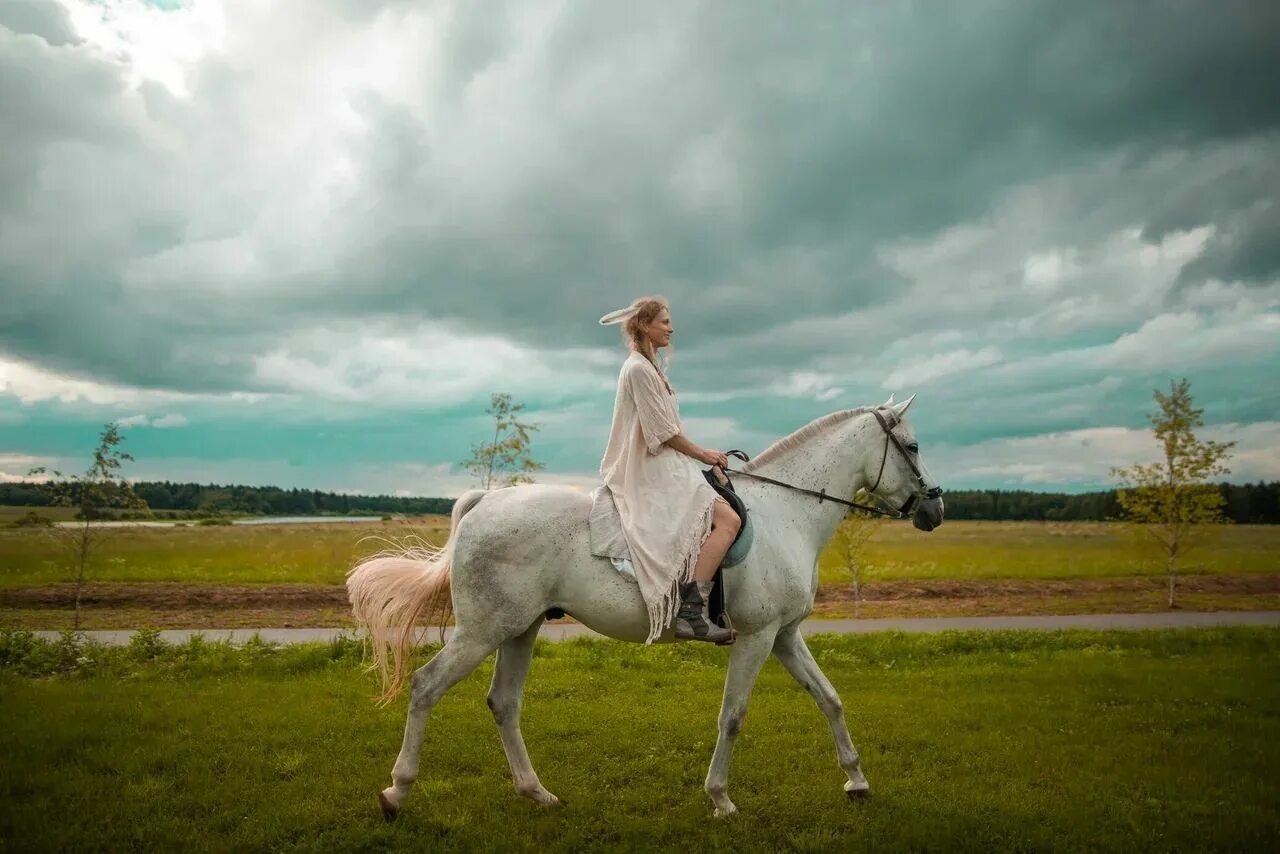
618 296 674 394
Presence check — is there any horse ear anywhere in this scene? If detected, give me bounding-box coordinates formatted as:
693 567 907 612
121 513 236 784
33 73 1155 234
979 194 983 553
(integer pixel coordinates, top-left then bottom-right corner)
882 393 896 407
891 393 917 419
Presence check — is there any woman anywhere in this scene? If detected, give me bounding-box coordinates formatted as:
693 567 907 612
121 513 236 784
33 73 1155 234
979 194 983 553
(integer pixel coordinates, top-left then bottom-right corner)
597 296 740 645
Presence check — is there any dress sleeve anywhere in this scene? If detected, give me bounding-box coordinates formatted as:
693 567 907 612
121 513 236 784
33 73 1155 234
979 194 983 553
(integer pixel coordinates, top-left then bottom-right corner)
627 362 680 455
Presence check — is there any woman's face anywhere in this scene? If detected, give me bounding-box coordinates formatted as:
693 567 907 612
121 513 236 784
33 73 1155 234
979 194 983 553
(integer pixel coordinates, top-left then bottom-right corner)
645 308 673 349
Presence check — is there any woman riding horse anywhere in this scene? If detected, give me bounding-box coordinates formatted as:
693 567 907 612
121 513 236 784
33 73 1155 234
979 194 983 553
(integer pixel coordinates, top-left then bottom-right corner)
597 296 739 645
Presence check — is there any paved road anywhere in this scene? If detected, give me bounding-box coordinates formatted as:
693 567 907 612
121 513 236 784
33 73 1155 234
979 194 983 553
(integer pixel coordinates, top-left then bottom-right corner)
32 611 1280 646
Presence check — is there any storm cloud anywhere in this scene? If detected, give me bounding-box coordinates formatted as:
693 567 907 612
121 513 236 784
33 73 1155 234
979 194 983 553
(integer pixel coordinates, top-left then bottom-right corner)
1 0 1277 494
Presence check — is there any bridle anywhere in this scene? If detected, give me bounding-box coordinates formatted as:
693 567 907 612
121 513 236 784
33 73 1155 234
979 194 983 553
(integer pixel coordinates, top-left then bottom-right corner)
718 408 943 520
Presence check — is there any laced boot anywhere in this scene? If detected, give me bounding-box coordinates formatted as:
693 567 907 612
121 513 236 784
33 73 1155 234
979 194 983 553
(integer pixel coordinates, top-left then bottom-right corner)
672 580 735 645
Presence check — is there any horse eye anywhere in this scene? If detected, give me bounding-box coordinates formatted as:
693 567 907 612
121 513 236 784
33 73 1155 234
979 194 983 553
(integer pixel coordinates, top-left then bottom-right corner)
907 443 919 454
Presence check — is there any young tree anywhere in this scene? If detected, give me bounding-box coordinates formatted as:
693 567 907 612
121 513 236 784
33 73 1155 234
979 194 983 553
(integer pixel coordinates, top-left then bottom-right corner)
1110 378 1234 608
833 501 885 618
461 393 545 490
27 422 149 630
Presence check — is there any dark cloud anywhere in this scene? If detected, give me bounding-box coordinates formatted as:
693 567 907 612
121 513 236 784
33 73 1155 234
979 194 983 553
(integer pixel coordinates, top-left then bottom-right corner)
1178 194 1280 285
322 0 1280 346
0 0 78 46
0 0 1278 399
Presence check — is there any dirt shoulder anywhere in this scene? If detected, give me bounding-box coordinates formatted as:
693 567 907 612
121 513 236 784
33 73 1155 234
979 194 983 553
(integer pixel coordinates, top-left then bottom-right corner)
2 575 1277 630
0 583 353 630
0 582 350 610
814 575 1279 620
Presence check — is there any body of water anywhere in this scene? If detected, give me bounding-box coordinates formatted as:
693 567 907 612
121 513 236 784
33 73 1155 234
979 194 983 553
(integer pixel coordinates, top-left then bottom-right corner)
56 516 386 528
234 516 384 525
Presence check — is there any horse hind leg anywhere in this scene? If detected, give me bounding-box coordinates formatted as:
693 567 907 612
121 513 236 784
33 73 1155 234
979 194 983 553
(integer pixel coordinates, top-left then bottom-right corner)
379 630 500 820
486 616 560 806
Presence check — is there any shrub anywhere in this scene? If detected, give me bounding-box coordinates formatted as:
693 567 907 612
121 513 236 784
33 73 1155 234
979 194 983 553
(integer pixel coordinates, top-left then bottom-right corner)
54 630 92 672
0 629 105 676
0 629 39 669
9 511 54 528
127 627 168 661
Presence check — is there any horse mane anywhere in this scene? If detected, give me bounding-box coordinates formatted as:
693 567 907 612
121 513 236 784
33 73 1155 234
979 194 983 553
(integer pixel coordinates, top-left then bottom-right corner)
740 406 875 473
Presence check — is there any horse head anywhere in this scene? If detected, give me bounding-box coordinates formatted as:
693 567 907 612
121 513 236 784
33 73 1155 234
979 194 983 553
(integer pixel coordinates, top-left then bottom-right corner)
868 393 945 532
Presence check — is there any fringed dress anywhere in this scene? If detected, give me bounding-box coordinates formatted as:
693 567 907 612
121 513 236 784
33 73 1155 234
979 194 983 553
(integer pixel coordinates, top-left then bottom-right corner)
595 351 721 643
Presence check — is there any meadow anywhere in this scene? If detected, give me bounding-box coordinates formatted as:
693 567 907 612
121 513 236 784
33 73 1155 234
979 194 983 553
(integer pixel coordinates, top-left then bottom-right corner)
1 515 1276 588
0 514 453 586
0 505 80 523
820 519 1279 584
2 627 1276 851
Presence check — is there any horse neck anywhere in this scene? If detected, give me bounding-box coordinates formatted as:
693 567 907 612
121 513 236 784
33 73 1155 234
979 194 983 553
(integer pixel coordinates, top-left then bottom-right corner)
745 411 880 556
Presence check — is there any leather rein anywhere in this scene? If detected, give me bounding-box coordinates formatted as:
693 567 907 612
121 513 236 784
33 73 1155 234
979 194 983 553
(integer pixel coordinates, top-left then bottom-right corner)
715 409 943 520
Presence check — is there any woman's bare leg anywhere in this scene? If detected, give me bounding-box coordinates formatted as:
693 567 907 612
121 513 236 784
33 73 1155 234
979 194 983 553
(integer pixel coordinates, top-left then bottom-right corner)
675 498 740 643
693 498 740 582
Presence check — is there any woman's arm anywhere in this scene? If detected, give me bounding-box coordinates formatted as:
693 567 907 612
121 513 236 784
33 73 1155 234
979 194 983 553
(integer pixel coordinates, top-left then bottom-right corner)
665 432 726 467
626 361 729 467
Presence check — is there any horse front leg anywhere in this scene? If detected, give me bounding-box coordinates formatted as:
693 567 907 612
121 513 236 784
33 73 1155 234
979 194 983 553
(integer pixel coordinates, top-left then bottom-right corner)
704 626 778 817
486 616 560 806
772 624 870 799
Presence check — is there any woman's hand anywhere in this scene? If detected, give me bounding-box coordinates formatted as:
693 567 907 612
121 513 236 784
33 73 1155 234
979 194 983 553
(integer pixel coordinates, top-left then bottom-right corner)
699 447 730 468
669 434 729 468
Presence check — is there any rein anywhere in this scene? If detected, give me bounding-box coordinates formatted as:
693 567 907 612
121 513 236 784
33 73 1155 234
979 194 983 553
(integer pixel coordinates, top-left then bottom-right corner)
722 461 903 517
716 410 942 520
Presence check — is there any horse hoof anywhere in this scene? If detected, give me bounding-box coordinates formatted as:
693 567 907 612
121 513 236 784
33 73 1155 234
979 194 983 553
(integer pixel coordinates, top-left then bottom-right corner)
713 802 738 818
378 791 399 822
844 781 871 801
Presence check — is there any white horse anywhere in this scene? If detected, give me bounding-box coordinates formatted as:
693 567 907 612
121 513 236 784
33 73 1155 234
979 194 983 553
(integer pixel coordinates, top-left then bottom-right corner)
348 393 944 818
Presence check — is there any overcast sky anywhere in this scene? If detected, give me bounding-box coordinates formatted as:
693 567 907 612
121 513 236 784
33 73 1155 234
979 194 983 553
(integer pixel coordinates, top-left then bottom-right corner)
1 0 1278 498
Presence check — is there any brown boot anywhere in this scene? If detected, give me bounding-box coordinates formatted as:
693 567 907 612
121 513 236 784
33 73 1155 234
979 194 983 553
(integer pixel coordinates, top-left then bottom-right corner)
672 581 735 645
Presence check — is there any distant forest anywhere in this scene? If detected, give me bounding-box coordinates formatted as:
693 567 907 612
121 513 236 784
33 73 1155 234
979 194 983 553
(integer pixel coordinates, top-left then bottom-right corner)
940 482 1279 524
0 481 454 518
3 479 1278 523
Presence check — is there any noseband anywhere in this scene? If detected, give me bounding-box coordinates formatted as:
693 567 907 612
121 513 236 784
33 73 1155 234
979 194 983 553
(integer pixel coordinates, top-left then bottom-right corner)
866 409 943 516
719 408 942 519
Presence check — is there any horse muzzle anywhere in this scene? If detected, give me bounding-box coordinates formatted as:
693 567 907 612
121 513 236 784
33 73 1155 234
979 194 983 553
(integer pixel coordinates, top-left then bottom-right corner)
910 494 944 532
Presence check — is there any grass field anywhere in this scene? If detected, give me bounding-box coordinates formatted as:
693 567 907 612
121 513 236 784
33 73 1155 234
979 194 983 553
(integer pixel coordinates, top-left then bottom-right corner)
0 505 80 523
1 517 1276 588
821 520 1280 585
1 628 1277 851
0 515 452 586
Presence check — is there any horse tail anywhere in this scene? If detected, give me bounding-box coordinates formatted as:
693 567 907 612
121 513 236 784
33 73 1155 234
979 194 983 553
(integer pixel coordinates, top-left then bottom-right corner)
347 488 489 705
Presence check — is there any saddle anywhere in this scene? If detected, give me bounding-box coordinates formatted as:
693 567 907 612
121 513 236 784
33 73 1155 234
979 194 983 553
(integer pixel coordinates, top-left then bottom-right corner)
702 449 754 631
547 451 753 625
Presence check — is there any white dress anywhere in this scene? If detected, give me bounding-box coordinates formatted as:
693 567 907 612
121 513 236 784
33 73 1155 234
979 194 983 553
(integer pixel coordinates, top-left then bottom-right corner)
589 351 721 643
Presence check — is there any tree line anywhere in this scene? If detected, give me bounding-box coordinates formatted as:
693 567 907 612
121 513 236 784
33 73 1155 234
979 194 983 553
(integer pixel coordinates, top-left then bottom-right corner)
0 480 454 518
940 481 1278 524
4 478 1276 522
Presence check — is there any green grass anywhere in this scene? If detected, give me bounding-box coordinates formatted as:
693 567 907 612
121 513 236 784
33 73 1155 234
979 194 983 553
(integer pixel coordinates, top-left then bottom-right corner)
821 520 1280 585
2 628 1277 851
1 519 1276 589
0 505 79 523
0 520 451 586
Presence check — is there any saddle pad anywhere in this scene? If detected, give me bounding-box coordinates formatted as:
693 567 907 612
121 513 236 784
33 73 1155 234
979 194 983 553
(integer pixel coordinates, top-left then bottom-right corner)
701 469 753 568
